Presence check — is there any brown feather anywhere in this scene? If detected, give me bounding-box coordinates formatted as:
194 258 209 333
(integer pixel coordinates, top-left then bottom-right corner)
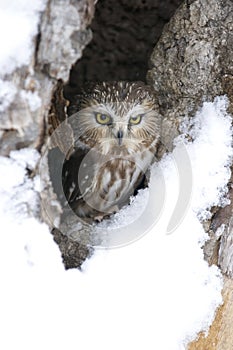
63 81 162 221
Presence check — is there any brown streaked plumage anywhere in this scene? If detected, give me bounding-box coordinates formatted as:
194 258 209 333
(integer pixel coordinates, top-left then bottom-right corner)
63 81 161 222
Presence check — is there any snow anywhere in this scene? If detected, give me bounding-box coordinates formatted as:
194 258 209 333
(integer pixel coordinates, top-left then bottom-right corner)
181 97 232 219
20 90 42 111
0 79 17 112
0 97 232 350
0 3 232 346
0 0 46 115
0 0 46 76
0 149 41 221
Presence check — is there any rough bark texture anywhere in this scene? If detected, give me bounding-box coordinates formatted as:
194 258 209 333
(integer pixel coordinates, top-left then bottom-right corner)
37 0 95 269
0 0 95 268
37 0 94 81
188 277 233 350
0 1 93 156
146 0 233 347
147 0 233 272
0 69 51 156
147 0 233 149
52 227 93 269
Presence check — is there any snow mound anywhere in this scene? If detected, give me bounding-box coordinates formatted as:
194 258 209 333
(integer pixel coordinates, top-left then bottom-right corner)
0 0 46 76
0 96 232 350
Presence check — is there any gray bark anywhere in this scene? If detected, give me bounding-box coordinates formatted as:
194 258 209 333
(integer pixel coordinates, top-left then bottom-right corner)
147 0 233 275
0 1 93 156
0 0 95 268
36 0 95 268
37 0 93 81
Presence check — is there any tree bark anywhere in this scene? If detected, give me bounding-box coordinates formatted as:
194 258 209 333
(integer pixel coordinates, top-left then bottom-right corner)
147 0 233 347
188 277 233 350
0 0 95 267
1 0 233 341
0 0 94 156
147 0 233 150
148 0 233 276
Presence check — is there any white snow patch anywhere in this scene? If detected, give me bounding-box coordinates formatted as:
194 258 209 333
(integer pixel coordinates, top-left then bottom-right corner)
0 0 46 76
179 96 232 220
0 79 17 111
0 149 41 221
20 90 42 111
10 147 41 170
0 97 232 350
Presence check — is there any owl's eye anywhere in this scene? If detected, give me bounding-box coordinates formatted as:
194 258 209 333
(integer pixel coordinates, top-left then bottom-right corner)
95 113 111 125
129 115 142 125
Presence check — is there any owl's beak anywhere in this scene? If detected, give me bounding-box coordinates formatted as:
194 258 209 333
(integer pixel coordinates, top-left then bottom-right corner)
117 130 123 145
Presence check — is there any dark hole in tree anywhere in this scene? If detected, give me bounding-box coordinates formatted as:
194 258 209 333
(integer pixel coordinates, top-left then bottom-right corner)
64 0 183 98
61 0 184 212
52 0 185 215
49 0 184 268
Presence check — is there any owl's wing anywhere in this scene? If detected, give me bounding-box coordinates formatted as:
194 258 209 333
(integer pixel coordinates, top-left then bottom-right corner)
62 147 96 205
48 80 75 159
63 148 85 203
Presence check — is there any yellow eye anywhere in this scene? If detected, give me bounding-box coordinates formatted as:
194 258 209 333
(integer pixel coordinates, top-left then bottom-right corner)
95 113 111 125
129 115 142 125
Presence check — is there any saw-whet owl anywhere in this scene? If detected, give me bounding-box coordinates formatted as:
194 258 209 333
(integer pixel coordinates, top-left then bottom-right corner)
63 81 161 222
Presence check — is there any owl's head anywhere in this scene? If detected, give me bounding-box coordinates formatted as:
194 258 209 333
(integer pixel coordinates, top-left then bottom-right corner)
68 81 161 154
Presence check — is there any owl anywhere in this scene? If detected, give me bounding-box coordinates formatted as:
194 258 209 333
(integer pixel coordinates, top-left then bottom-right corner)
62 81 161 222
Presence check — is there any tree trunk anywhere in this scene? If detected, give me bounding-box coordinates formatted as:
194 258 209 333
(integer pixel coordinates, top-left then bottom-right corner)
1 0 233 345
147 0 233 347
0 0 95 267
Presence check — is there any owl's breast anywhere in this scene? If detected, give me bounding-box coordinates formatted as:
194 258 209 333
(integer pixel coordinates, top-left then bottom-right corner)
91 150 152 213
70 148 154 220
